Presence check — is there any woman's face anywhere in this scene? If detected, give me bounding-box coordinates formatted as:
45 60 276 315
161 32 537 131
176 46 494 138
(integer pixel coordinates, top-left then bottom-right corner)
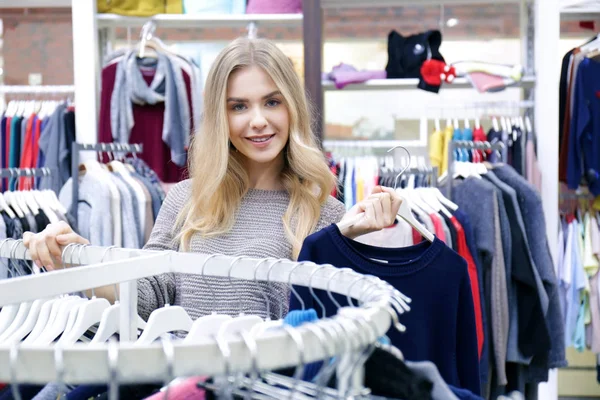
226 65 290 170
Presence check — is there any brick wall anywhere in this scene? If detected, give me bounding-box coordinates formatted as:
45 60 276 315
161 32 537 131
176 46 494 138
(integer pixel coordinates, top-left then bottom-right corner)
0 5 594 85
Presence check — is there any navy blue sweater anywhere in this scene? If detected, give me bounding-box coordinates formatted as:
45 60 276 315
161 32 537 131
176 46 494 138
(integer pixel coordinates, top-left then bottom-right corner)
567 57 600 195
290 224 481 395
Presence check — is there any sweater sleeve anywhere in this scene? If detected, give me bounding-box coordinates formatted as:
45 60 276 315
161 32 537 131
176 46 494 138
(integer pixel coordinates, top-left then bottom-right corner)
315 196 346 232
567 60 589 190
456 267 482 395
137 180 190 320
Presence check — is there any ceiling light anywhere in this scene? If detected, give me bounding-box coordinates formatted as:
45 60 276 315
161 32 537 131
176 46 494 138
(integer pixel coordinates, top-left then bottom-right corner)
446 18 459 27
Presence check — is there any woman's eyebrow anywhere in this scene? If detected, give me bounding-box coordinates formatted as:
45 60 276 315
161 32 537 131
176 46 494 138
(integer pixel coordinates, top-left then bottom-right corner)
226 90 281 103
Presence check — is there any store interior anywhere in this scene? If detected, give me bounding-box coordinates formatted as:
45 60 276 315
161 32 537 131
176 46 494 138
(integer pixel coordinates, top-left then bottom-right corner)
0 0 598 399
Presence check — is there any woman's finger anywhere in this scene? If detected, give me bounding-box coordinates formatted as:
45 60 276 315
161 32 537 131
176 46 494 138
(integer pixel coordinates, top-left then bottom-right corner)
35 240 54 271
380 192 393 226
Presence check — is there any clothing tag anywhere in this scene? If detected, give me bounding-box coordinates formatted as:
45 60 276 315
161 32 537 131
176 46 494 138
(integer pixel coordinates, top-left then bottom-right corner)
369 257 389 264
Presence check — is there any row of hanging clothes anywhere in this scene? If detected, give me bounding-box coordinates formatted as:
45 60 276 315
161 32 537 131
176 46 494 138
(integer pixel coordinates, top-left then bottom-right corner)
559 34 600 198
0 87 76 194
98 21 202 183
557 190 600 385
0 167 71 280
325 143 437 211
58 144 166 249
428 103 542 193
0 240 457 400
437 157 565 399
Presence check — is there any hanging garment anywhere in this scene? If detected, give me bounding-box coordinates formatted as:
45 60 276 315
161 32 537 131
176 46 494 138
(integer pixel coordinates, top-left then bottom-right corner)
291 225 481 395
96 0 166 16
429 128 444 172
184 0 246 13
38 102 69 194
493 165 568 373
246 0 300 13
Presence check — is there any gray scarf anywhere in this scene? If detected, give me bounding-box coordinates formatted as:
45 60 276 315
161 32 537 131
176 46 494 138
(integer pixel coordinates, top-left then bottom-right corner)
110 50 188 166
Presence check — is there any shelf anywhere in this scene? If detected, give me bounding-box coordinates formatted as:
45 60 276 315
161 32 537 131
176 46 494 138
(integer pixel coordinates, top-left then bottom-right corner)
96 13 303 29
560 0 600 19
322 76 536 91
322 0 530 8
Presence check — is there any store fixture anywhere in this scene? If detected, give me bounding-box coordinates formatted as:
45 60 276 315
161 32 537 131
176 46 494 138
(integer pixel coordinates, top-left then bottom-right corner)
0 239 395 393
0 85 75 95
70 142 143 226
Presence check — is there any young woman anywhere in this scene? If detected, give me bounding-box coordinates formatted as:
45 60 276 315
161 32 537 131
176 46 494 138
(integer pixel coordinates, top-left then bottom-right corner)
23 37 401 321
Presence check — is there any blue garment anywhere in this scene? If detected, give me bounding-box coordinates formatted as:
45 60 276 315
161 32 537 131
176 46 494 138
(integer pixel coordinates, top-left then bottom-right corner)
132 172 162 220
36 118 49 188
567 57 600 195
113 173 143 246
284 309 321 382
448 384 484 400
1 116 6 192
454 210 489 388
564 221 587 348
183 0 246 14
9 116 23 191
0 384 45 399
290 224 481 395
351 165 356 208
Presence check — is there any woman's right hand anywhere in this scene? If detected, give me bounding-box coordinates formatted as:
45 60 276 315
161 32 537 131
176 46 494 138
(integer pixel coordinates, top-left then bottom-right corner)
23 221 89 271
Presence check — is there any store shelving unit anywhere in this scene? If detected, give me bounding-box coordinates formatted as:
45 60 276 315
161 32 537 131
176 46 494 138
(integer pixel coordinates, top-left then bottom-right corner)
560 0 600 20
322 76 536 91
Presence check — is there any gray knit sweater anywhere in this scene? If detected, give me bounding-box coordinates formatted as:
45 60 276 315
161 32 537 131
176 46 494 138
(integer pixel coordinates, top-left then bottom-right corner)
137 179 347 321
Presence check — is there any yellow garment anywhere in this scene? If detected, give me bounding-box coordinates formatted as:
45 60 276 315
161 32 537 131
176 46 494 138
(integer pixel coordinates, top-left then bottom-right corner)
356 170 365 202
593 195 600 210
440 125 454 175
166 0 183 13
583 214 598 324
429 129 443 172
97 0 166 16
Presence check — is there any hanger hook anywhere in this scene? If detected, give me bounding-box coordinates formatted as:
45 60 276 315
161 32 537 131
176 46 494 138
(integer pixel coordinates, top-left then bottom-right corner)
266 259 286 319
100 246 118 301
9 343 22 400
281 325 305 399
200 254 222 313
226 255 247 316
60 243 78 271
214 334 232 396
287 262 309 311
386 145 411 190
54 344 68 399
161 336 175 400
107 338 119 400
302 323 332 397
253 257 276 321
240 331 259 398
327 265 353 310
308 265 328 318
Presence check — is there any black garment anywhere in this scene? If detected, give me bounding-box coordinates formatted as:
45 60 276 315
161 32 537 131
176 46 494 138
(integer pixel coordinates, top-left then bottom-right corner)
442 214 458 251
34 210 51 232
0 384 44 400
67 383 161 400
18 216 30 234
385 30 445 93
498 188 550 358
510 126 524 175
365 348 433 400
559 49 575 149
64 110 76 174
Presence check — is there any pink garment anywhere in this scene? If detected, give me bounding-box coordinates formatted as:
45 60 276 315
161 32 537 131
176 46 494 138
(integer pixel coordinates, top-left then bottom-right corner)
246 0 301 13
144 377 206 400
323 63 386 89
466 72 516 93
526 139 542 193
429 213 447 244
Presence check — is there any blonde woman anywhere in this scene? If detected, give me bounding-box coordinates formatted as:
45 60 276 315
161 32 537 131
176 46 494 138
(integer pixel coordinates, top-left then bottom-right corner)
23 37 401 320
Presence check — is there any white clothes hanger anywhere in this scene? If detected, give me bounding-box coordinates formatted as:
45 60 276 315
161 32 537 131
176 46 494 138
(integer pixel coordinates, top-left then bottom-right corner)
0 193 15 219
0 298 52 344
33 296 87 345
21 298 59 344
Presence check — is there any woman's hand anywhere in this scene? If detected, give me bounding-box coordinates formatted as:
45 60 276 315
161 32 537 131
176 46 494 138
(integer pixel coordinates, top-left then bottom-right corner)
337 186 402 240
23 221 89 271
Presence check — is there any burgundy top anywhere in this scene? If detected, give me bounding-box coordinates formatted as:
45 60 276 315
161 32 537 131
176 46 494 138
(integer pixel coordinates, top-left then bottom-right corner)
98 61 192 183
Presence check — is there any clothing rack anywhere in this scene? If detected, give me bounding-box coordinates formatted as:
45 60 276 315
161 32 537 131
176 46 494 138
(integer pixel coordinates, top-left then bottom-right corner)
0 168 51 179
446 140 506 199
0 85 75 94
0 240 396 390
70 142 143 226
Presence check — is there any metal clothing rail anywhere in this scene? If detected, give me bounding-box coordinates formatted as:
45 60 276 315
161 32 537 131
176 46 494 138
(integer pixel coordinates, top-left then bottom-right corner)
0 240 397 387
0 85 75 94
0 168 51 178
70 142 143 226
445 140 506 198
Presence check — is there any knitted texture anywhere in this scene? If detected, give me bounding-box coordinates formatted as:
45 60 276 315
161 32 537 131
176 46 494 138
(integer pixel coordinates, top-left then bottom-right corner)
138 179 346 321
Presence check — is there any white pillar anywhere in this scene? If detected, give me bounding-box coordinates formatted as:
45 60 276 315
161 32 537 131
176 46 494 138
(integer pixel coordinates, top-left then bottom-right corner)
534 0 560 398
71 0 99 144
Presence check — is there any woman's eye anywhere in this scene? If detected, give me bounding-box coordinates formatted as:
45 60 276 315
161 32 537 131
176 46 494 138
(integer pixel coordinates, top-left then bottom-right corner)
266 99 280 107
232 103 246 111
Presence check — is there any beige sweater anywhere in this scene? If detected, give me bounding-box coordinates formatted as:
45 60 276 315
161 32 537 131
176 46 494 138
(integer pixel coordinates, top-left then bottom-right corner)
138 179 346 321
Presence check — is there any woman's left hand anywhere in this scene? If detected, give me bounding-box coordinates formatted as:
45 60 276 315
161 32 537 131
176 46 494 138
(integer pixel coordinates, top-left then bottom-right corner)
337 186 402 240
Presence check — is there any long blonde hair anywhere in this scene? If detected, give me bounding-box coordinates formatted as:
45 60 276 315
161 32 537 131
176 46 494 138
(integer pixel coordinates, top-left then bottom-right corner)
175 37 336 259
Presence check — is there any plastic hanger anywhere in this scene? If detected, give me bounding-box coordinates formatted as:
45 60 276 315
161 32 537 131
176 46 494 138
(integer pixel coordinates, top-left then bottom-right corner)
134 253 194 345
0 241 26 336
0 192 15 219
1 298 52 345
4 192 25 219
183 254 233 344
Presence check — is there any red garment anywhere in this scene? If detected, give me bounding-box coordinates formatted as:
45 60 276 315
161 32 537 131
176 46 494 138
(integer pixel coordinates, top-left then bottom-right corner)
144 376 206 400
473 126 487 160
98 61 193 183
412 227 422 245
19 114 35 190
429 213 446 244
450 215 484 359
